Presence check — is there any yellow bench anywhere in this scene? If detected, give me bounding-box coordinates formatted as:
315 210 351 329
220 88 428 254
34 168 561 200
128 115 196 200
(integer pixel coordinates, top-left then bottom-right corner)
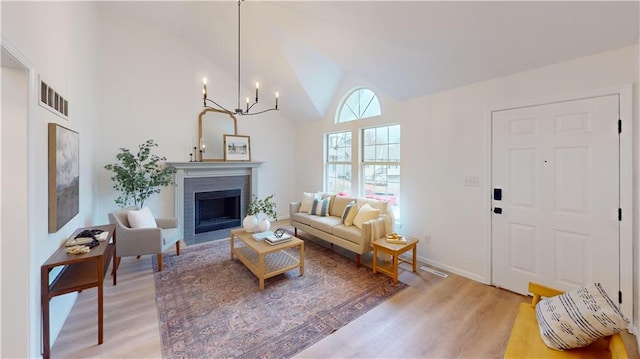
504 282 629 359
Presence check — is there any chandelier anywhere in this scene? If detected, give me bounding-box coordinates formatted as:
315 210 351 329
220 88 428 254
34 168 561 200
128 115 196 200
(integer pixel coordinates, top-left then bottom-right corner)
202 0 279 116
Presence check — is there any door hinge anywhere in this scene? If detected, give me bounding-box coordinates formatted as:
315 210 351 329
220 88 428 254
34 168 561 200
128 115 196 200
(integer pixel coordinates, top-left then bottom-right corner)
618 208 622 221
619 290 622 304
618 119 622 133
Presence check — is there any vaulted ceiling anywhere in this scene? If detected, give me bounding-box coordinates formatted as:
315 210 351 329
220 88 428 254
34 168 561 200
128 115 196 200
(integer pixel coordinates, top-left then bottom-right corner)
100 1 639 121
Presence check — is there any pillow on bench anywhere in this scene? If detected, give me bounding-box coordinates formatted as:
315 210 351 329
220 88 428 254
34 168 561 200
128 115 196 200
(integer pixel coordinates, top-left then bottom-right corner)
535 282 628 350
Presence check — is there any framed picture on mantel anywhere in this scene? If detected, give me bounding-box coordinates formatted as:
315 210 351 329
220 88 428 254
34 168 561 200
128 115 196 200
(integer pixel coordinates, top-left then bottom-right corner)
224 135 251 161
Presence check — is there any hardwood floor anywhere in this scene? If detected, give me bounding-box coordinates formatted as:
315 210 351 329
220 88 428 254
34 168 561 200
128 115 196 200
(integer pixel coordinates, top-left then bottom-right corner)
52 234 639 359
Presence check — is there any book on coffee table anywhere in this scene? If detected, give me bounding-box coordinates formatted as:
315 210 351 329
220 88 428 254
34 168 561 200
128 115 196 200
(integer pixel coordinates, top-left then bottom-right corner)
265 235 292 245
252 231 274 241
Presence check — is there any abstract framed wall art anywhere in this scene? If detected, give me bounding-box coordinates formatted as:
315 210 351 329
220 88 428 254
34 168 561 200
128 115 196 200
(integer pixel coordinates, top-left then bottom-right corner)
223 135 251 161
48 123 79 232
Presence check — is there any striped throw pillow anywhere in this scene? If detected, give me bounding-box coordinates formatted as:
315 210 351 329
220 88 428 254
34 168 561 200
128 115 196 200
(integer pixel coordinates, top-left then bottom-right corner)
310 197 331 216
535 283 628 350
341 201 358 226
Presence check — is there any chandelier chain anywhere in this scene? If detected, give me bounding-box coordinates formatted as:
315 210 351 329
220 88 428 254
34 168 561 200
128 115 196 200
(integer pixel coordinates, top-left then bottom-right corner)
201 0 279 116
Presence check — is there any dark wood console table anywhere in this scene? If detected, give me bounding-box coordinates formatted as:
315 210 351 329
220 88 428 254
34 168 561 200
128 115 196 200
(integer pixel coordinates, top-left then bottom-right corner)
40 224 116 359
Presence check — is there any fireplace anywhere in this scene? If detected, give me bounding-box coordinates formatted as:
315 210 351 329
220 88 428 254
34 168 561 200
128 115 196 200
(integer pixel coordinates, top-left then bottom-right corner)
194 189 241 234
166 161 262 246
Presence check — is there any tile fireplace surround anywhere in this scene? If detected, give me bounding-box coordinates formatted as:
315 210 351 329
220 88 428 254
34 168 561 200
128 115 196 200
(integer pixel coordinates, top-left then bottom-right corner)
167 161 263 245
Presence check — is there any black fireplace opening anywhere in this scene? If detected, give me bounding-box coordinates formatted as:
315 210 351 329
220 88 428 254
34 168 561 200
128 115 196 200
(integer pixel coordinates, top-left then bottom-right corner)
194 189 241 234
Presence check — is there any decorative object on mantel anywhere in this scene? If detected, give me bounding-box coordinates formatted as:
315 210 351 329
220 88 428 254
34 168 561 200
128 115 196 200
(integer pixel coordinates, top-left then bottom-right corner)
244 194 277 233
201 0 279 116
40 76 69 119
199 108 238 161
224 134 251 161
104 139 176 207
48 123 79 233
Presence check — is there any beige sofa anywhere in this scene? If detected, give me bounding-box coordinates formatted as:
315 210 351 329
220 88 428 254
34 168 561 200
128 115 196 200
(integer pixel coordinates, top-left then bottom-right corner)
290 194 393 266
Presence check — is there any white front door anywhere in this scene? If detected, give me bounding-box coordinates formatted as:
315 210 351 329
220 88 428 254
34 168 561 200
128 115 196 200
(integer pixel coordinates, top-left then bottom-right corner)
491 95 620 305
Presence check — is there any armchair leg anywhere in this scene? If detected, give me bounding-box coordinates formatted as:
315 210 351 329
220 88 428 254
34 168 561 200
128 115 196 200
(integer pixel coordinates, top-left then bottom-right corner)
176 241 181 256
356 254 361 268
157 253 163 271
136 255 141 259
294 228 298 236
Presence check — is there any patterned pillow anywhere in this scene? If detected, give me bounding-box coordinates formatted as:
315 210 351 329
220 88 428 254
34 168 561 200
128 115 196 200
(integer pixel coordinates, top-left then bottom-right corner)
341 201 358 226
535 283 628 350
309 197 331 216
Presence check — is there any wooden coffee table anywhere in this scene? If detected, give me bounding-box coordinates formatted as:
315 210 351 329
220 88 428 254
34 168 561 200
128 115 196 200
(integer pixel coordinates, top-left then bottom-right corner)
230 228 304 290
372 236 419 283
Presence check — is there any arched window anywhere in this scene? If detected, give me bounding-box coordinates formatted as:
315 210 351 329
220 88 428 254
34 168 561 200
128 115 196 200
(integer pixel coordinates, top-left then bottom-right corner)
336 88 381 123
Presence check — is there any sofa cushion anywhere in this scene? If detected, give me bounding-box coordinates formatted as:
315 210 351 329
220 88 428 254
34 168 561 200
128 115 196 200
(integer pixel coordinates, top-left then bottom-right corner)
332 224 362 244
330 196 356 217
535 283 628 350
353 203 381 230
127 207 157 229
291 212 316 226
310 197 331 216
341 200 358 226
309 215 343 233
299 192 319 213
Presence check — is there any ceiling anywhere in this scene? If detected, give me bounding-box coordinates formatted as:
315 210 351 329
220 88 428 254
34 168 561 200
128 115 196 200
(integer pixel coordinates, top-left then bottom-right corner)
99 1 639 121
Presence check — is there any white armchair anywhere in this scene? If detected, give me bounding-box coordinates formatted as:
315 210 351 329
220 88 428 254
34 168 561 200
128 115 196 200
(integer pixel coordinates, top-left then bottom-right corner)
108 207 181 272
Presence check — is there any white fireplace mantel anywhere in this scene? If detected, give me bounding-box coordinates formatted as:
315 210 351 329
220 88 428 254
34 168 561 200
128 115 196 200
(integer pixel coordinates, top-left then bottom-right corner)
166 161 263 238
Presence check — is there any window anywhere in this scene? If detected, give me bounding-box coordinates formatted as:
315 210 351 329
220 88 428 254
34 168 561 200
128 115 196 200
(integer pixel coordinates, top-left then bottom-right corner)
325 131 352 195
336 88 381 123
362 124 400 220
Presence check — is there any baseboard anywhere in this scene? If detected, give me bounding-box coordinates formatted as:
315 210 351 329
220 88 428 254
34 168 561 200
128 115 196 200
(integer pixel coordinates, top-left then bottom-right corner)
416 256 489 284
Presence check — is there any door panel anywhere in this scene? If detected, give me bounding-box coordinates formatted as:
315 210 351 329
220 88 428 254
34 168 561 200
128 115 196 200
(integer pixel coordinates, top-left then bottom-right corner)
492 95 619 303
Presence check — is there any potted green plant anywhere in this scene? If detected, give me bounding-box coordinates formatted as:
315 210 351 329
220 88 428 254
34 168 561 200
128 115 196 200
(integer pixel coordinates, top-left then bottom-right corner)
243 194 277 232
104 139 176 208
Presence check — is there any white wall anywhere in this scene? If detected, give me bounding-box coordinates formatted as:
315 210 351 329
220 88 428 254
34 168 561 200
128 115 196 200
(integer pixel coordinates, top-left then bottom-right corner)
95 8 296 221
1 2 100 356
295 45 638 283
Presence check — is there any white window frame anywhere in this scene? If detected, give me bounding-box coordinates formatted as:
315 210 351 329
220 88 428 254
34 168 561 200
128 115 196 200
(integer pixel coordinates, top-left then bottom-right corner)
335 87 381 123
324 130 354 195
360 124 400 222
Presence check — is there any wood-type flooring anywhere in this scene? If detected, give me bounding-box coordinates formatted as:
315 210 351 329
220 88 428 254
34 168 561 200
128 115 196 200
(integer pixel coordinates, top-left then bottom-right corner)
52 229 639 359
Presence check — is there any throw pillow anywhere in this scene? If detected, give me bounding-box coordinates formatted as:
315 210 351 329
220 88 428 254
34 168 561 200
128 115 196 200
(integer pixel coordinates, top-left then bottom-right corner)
535 283 628 351
357 197 388 214
300 192 319 213
352 203 381 230
127 207 157 229
310 197 331 216
341 200 358 226
330 195 356 217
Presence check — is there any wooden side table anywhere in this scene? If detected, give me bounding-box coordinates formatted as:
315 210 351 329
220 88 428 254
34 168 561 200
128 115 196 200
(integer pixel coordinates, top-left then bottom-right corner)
40 224 116 359
372 236 419 283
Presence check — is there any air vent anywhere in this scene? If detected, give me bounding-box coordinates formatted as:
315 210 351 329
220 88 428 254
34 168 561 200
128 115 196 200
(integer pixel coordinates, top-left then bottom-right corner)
39 77 68 119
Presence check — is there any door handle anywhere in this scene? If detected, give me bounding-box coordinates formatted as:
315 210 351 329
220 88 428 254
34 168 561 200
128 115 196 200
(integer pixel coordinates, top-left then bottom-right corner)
493 188 502 201
493 207 503 214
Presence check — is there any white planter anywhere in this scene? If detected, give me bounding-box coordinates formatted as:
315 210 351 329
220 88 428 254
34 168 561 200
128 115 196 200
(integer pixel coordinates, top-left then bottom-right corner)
257 218 270 233
243 215 258 232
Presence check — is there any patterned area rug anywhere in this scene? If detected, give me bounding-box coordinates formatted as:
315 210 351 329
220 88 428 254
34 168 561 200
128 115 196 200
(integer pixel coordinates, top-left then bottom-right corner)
154 235 407 359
